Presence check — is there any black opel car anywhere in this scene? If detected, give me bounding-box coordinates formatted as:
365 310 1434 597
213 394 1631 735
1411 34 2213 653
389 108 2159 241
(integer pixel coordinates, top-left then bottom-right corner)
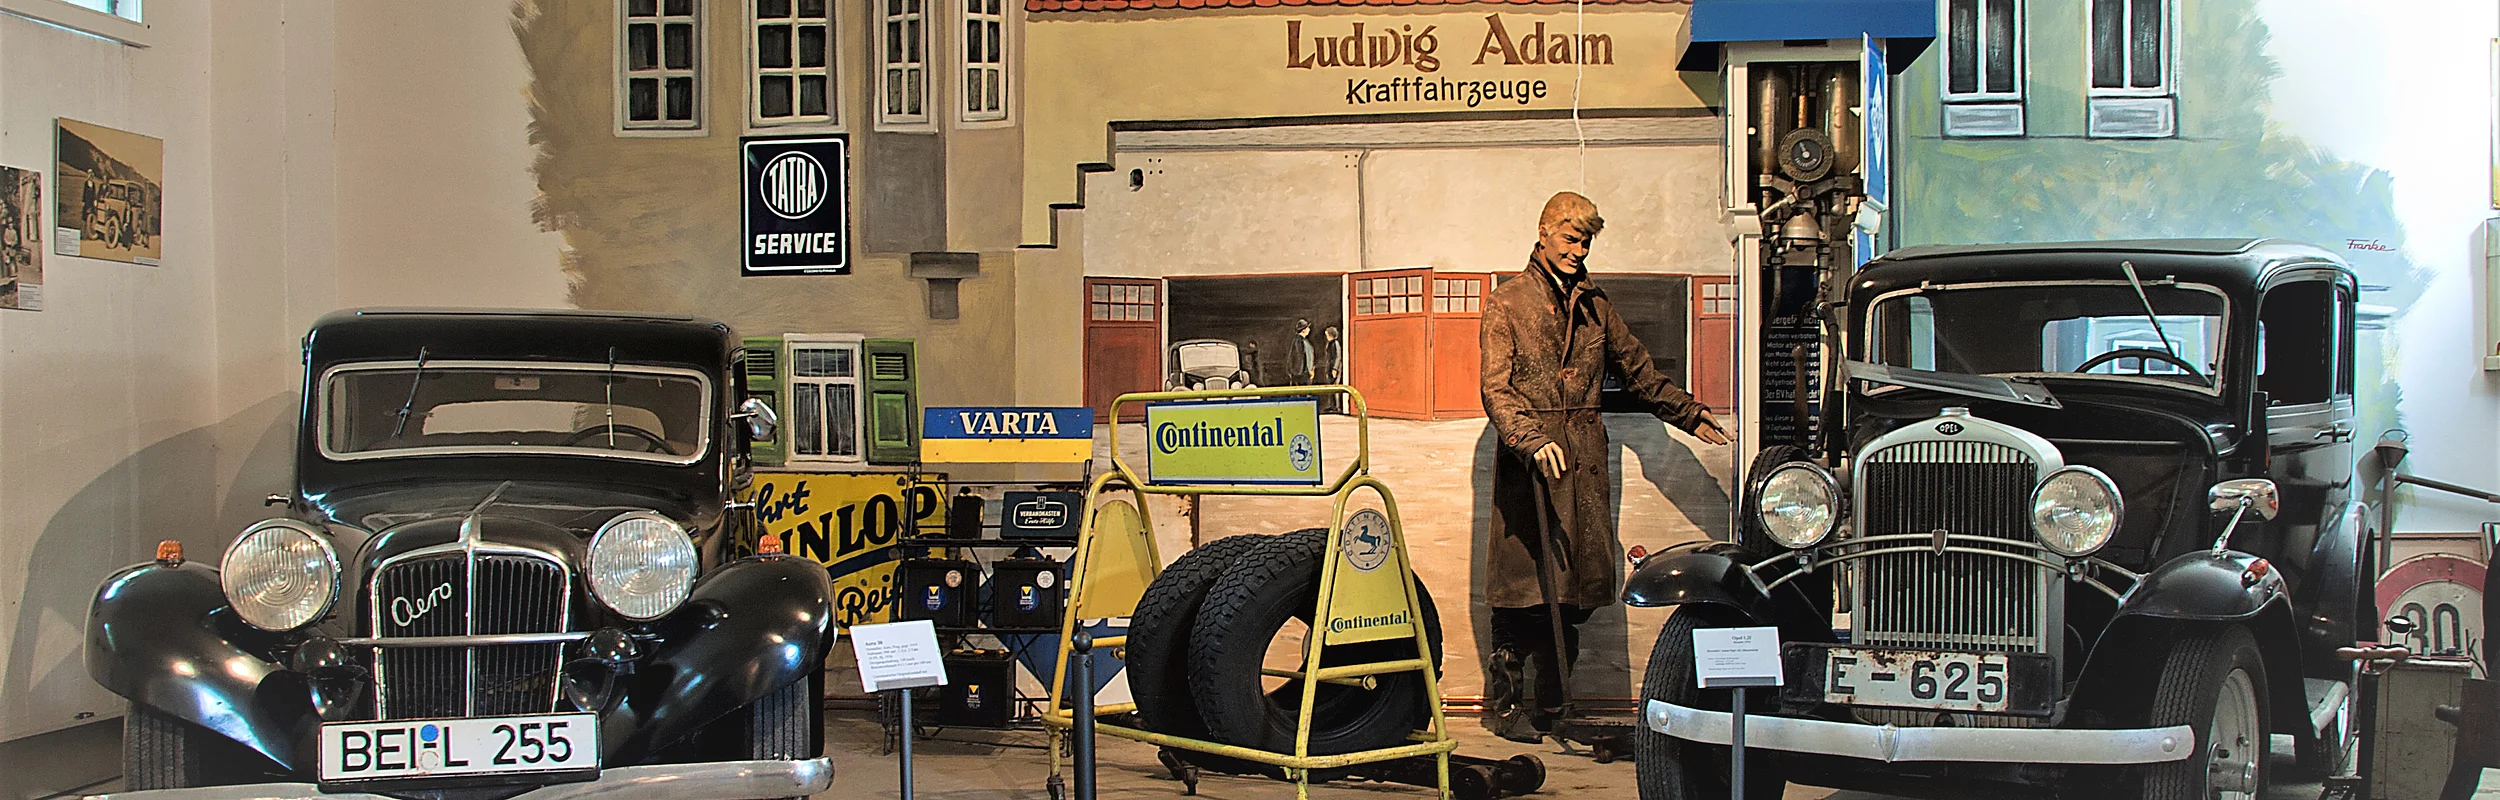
1627 240 2370 799
84 309 833 799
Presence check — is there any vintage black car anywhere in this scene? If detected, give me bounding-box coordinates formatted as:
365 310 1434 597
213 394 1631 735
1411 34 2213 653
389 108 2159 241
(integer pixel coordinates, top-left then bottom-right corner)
1628 240 2369 799
84 309 834 799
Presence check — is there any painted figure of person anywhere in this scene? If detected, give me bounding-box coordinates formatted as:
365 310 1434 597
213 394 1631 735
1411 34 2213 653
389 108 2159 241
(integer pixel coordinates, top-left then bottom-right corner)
1240 341 1263 387
1289 318 1316 386
1478 191 1731 741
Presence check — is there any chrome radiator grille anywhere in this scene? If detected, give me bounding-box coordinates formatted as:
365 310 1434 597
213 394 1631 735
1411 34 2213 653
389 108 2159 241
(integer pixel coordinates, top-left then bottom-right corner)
1853 439 2055 657
373 553 569 719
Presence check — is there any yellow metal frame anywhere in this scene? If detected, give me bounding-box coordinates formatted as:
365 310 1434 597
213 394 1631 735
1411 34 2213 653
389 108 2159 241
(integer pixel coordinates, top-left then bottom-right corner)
1043 386 1456 799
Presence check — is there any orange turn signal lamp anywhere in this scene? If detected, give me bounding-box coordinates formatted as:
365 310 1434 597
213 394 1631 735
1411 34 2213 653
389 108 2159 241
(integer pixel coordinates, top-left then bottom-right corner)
756 534 785 555
155 540 184 565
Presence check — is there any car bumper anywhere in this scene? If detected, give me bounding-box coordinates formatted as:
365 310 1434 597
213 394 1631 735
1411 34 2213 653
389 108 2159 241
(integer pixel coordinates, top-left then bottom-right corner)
82 757 834 800
1646 700 2196 765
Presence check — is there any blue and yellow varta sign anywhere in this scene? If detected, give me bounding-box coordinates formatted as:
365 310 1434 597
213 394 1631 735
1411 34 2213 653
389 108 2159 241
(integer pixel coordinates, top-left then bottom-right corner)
922 407 1093 463
1145 398 1323 485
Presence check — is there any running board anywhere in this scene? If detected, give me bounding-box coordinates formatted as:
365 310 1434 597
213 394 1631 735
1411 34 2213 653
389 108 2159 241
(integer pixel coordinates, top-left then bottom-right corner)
2306 678 2351 738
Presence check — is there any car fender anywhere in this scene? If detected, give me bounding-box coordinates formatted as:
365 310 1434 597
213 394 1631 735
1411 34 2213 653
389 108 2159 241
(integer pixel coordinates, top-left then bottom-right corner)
1621 543 1828 643
615 555 835 761
2114 550 2289 622
85 561 310 769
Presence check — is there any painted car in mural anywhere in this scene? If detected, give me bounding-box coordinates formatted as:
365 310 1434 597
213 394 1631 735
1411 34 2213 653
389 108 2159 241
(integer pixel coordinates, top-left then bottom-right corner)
83 309 833 799
1627 240 2370 799
1167 338 1258 391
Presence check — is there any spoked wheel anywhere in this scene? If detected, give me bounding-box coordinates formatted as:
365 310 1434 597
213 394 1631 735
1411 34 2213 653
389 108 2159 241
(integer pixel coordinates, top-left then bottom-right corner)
2145 626 2269 800
1634 606 1785 800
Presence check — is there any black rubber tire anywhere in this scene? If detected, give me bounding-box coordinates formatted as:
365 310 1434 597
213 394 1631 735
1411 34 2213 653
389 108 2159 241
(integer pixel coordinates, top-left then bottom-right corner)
726 672 821 800
1634 606 1785 800
1129 532 1314 740
2144 626 2270 800
1185 529 1445 756
123 702 278 790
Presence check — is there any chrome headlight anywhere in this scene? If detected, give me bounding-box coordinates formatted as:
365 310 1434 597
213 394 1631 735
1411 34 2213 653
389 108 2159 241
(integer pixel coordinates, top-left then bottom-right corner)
1756 461 1839 549
587 512 698 621
2031 466 2123 557
221 520 340 631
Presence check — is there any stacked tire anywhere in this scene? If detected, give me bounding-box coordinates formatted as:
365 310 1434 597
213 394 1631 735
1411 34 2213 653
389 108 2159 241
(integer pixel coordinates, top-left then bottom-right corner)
1127 530 1443 761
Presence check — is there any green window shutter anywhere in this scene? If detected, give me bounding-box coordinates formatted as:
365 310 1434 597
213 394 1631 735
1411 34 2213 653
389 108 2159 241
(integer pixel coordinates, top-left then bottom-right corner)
742 335 786 466
864 338 918 464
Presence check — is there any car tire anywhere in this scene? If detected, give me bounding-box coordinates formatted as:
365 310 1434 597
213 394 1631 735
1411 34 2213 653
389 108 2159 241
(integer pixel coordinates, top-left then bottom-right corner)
1185 529 1443 756
728 671 821 800
123 702 273 790
1129 533 1312 742
1634 606 1786 800
2144 625 2269 800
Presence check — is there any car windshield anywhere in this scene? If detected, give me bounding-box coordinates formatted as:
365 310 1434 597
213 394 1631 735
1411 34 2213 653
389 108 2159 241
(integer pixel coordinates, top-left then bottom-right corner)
321 362 711 463
1176 342 1239 374
1864 282 2228 392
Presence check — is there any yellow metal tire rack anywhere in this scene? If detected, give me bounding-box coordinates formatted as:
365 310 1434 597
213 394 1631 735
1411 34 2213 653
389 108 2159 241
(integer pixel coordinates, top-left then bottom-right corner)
1041 386 1460 800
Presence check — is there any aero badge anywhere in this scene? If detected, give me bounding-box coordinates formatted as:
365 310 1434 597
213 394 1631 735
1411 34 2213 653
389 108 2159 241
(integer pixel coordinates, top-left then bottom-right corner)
1290 433 1315 473
1340 509 1392 572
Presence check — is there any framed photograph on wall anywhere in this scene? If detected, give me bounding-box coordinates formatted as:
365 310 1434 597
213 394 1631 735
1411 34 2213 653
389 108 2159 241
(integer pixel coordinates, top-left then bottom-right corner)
0 165 40 310
53 118 163 266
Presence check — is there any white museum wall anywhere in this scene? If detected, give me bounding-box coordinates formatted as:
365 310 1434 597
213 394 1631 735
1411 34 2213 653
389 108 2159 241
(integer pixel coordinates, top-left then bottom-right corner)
2259 0 2500 533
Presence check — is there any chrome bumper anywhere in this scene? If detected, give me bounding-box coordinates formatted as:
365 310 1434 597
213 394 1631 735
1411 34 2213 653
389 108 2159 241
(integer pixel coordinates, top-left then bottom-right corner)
1646 700 2195 765
83 757 834 800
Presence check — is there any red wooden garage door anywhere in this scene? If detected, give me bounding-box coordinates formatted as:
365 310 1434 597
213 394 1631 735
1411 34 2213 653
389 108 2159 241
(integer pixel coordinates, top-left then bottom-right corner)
1085 278 1161 421
1351 271 1432 420
1692 276 1735 411
1429 274 1487 419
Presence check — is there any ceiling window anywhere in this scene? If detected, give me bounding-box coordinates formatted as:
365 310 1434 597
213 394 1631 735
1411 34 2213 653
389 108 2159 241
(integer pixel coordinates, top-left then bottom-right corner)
1939 0 2024 137
2086 0 2177 138
880 0 930 127
961 0 1006 123
752 0 835 127
620 0 703 133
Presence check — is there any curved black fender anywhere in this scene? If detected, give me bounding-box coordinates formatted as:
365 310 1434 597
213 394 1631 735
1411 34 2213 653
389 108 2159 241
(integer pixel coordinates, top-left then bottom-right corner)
1621 542 1827 644
613 554 835 761
85 561 312 770
2078 549 2306 728
2113 550 2288 622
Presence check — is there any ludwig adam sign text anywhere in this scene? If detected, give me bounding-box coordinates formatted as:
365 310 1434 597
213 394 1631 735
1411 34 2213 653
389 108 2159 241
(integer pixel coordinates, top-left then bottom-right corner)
741 134 850 276
1144 398 1323 485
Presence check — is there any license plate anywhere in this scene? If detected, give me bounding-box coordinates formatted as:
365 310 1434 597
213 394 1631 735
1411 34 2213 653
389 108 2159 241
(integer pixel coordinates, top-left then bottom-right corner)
319 713 597 782
1822 648 2012 713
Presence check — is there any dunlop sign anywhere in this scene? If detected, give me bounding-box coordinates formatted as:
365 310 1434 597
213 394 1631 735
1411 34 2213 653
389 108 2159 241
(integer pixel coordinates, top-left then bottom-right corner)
732 472 945 632
740 134 850 276
1144 397 1323 485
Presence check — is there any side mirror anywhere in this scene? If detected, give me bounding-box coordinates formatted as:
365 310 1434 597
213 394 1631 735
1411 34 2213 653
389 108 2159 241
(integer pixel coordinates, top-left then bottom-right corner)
734 397 779 442
2208 478 2281 520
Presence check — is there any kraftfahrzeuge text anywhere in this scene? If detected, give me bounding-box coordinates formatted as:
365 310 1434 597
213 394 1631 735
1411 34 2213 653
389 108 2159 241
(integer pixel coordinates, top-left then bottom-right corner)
1286 15 1615 108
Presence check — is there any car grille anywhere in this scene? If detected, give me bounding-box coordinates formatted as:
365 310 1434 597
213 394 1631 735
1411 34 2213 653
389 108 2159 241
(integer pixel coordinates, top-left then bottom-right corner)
1853 439 2054 657
373 553 569 720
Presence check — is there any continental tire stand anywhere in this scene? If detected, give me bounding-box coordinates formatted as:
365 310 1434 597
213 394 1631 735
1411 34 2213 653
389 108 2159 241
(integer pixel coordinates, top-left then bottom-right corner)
1039 386 1542 800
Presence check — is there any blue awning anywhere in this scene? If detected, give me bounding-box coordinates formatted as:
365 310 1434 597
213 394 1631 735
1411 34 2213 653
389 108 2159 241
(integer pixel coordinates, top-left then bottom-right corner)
1677 0 1937 71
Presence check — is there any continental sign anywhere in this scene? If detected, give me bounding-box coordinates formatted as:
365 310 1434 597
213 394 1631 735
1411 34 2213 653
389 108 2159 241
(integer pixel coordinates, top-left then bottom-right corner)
1144 397 1322 486
734 472 945 631
922 406 1093 463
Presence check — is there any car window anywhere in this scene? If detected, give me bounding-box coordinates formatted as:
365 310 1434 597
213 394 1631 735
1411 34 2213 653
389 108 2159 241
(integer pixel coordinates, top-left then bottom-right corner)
2257 280 2337 405
1867 282 2227 390
322 363 710 463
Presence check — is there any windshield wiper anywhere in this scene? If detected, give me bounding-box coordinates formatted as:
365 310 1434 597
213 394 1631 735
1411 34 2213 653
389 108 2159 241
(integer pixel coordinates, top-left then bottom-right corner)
603 346 618 448
1845 361 2062 409
390 347 430 438
2119 260 2211 387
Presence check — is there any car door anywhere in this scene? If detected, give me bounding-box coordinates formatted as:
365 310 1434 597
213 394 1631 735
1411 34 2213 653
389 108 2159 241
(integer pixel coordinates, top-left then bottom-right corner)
2257 270 2358 593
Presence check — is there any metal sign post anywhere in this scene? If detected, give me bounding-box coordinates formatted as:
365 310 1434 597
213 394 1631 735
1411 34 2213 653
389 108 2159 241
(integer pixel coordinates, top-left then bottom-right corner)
1691 626 1784 800
853 620 949 800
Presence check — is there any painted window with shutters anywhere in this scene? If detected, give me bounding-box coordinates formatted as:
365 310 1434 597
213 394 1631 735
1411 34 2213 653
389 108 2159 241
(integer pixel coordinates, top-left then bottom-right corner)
785 335 865 463
1939 0 2025 137
880 0 931 127
961 0 1007 122
619 0 702 133
751 0 836 128
2086 0 2177 138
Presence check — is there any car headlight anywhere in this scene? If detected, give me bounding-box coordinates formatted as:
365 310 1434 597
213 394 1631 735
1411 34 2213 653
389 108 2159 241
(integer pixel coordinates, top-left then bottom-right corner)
1756 461 1839 549
2031 466 2123 557
587 512 698 621
221 520 340 631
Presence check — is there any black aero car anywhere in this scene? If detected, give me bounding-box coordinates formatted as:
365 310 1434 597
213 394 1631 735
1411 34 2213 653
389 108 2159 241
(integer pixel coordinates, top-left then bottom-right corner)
85 309 832 799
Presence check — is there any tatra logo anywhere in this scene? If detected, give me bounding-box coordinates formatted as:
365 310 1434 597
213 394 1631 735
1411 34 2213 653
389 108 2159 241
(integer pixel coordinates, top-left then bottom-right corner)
1154 417 1287 454
392 583 456 627
1936 421 1965 436
1327 610 1410 634
760 151 827 219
